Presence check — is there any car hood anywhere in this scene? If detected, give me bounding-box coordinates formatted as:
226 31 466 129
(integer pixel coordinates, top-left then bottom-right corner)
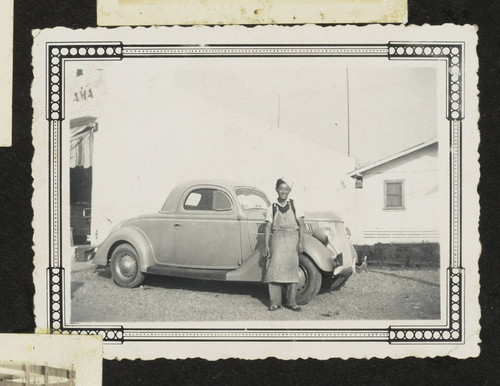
305 211 343 222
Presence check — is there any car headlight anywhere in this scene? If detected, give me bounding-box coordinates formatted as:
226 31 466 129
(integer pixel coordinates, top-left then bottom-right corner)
312 227 339 259
312 227 332 244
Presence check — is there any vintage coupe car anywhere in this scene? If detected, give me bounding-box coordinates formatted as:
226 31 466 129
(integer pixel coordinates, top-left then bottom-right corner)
93 180 357 305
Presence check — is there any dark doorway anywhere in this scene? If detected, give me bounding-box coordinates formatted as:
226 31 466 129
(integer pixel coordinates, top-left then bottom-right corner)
69 117 97 245
70 166 92 245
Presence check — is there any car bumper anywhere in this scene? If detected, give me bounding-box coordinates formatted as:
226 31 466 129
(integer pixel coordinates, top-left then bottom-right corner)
333 264 354 278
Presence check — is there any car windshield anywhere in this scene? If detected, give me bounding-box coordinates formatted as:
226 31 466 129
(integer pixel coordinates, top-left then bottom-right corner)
235 187 270 210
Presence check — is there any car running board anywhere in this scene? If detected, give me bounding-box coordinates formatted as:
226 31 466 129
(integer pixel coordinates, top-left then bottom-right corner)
146 265 231 281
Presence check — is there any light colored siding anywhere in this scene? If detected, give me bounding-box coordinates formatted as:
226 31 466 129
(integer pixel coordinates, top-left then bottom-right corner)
350 143 439 244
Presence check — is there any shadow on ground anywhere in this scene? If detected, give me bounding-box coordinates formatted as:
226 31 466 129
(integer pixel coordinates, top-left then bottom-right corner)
70 281 84 298
369 269 439 287
95 266 269 306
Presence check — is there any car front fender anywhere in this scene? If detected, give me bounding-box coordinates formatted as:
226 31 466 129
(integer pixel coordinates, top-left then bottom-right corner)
302 234 335 273
331 240 357 276
92 226 155 272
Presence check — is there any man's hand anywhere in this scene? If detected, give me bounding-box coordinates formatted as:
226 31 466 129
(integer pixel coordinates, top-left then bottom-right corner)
264 246 271 259
297 241 304 254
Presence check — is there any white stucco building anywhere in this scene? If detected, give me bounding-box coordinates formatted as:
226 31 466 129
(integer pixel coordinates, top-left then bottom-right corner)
347 139 439 245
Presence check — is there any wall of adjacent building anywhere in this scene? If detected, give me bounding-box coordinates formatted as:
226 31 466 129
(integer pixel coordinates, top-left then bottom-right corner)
350 143 439 245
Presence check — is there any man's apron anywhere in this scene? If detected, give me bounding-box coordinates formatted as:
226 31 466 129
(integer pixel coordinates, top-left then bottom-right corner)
264 206 299 283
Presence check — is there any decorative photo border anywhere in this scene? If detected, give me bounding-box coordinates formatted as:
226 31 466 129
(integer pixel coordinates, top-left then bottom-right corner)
44 41 464 345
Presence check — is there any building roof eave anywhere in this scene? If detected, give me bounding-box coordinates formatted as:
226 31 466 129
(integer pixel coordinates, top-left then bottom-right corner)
347 138 438 178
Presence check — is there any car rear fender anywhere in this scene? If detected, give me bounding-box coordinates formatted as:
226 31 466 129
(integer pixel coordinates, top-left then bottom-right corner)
302 234 335 273
92 226 155 272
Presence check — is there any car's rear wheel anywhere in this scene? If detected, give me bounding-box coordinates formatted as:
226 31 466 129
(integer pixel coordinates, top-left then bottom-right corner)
110 243 145 288
296 254 322 305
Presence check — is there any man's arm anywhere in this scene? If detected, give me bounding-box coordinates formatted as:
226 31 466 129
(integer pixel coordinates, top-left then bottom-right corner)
265 222 271 257
297 217 305 253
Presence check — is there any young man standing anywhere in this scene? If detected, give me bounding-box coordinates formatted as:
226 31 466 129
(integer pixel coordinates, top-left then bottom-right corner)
264 178 305 311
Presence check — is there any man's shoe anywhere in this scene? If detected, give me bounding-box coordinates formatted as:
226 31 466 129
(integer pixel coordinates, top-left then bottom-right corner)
287 305 302 312
268 304 281 311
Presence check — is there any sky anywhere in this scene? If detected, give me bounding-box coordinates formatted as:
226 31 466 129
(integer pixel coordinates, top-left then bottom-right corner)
348 66 437 165
65 58 440 238
164 61 437 166
68 58 437 166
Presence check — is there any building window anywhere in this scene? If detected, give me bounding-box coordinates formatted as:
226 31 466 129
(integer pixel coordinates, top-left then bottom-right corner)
384 180 404 209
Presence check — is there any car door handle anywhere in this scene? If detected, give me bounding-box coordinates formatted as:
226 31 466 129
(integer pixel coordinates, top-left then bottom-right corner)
174 223 182 229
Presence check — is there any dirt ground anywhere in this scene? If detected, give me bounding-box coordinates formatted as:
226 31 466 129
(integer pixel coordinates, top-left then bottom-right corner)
69 260 441 323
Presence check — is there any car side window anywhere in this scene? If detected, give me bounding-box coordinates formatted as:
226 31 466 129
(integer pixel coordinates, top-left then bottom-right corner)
213 190 232 211
183 189 232 211
235 188 270 209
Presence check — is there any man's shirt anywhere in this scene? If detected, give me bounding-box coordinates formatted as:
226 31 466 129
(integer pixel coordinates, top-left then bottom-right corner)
265 199 305 223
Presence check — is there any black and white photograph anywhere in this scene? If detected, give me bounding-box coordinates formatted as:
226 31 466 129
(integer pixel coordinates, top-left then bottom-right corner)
0 334 102 386
31 25 480 360
0 363 76 385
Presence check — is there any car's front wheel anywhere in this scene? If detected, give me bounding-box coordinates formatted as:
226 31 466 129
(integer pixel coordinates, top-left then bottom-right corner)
296 254 322 305
110 243 145 288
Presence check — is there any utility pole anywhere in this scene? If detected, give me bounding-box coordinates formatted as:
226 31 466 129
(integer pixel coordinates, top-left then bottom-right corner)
346 67 351 157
